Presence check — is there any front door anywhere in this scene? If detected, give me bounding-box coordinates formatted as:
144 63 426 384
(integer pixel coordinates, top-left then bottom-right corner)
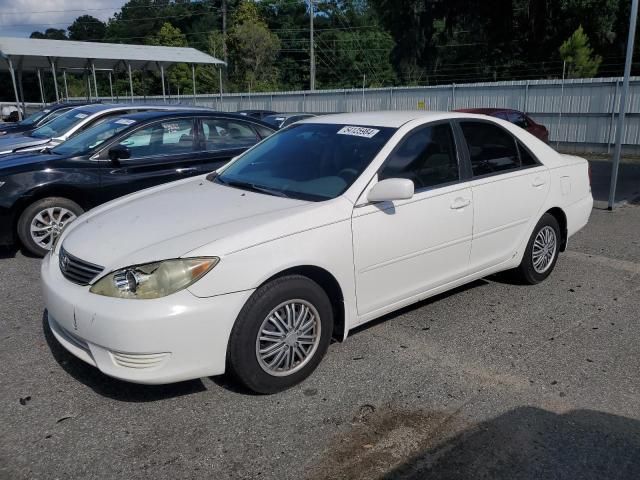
97 117 200 202
351 122 474 318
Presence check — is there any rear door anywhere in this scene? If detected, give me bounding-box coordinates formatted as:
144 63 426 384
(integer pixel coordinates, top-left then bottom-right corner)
457 120 549 273
97 117 200 202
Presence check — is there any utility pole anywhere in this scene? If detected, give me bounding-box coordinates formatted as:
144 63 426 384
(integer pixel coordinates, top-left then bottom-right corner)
608 0 638 209
309 0 315 91
222 0 228 66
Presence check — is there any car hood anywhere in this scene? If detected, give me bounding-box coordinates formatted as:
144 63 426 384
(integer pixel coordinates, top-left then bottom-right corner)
61 175 349 272
0 134 49 155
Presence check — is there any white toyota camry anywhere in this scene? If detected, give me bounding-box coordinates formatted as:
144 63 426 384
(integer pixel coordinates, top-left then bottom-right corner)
42 111 593 393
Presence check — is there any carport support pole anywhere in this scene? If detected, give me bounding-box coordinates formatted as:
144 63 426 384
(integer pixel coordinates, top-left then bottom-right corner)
37 69 45 106
7 57 22 120
128 63 134 102
62 70 69 101
17 68 26 114
108 72 114 101
159 64 166 102
191 64 197 105
219 66 223 107
608 0 638 210
49 59 60 103
92 62 99 101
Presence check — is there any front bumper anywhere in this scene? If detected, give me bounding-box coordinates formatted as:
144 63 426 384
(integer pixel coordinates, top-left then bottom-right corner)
41 252 253 384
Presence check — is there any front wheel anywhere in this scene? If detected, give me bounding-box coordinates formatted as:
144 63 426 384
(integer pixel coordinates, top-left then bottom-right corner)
515 213 561 284
226 275 334 394
17 197 84 257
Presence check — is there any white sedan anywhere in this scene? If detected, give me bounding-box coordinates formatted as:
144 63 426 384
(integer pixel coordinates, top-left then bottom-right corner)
42 111 593 393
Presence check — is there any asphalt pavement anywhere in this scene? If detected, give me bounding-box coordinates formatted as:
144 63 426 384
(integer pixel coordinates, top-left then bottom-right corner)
1 190 639 479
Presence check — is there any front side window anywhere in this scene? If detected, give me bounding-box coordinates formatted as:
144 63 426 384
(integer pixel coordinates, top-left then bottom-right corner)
216 123 396 201
31 108 92 139
461 121 520 176
201 118 259 151
379 123 459 190
116 118 195 160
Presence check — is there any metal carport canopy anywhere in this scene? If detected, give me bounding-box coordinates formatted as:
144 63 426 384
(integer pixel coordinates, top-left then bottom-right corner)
0 37 224 71
0 36 225 119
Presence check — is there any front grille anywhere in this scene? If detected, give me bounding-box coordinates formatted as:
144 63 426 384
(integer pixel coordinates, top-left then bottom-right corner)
59 247 104 286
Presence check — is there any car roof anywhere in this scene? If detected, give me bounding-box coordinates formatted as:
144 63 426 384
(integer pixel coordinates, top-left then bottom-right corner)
298 111 477 128
114 110 276 123
454 108 521 115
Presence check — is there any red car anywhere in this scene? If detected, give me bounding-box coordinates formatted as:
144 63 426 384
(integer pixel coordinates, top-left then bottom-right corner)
454 108 549 143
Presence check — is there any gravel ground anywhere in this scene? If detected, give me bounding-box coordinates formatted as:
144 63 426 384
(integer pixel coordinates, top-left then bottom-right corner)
1 204 639 480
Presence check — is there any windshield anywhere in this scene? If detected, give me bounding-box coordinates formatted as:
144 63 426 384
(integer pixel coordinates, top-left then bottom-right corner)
216 123 396 201
19 108 52 126
51 117 136 156
31 108 92 139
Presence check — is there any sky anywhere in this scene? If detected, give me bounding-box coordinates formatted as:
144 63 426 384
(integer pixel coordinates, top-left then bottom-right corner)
0 0 122 37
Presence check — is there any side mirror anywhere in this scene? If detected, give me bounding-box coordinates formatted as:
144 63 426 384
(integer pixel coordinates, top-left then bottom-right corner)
367 178 414 203
108 144 131 162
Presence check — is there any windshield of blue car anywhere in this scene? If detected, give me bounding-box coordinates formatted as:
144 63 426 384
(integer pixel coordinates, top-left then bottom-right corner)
19 108 52 126
31 109 92 139
216 123 396 201
51 117 136 156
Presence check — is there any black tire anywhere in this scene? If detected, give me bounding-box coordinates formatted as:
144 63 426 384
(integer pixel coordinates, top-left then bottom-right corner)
227 275 334 394
515 213 561 285
17 197 84 257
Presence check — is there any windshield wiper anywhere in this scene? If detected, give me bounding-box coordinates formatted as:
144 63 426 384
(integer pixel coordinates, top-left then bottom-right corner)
216 177 289 198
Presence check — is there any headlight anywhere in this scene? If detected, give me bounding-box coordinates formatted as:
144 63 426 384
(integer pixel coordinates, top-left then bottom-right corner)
89 257 219 299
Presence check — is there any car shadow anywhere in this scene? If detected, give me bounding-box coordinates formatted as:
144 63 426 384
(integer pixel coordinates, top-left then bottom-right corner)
42 311 207 402
0 244 41 260
382 406 640 479
348 279 490 337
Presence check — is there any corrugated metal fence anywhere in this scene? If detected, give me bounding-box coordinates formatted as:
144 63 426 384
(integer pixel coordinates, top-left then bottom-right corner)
9 76 640 154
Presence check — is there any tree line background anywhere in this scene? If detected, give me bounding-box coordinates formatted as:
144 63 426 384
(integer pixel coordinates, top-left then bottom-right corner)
2 0 639 103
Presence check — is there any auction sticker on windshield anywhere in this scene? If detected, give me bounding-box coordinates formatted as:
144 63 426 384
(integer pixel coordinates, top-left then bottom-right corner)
337 126 380 138
115 119 136 125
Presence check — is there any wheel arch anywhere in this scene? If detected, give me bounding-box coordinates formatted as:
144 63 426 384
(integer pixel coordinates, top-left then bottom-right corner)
13 185 90 228
545 206 568 251
258 265 347 342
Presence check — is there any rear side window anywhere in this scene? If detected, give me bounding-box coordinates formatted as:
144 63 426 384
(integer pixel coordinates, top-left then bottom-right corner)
254 124 275 139
508 111 529 128
201 118 259 150
518 142 539 166
379 123 459 189
460 121 520 176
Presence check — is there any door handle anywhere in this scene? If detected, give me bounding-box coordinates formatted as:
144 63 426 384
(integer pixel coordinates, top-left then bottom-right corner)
532 177 546 187
176 167 198 174
450 197 471 210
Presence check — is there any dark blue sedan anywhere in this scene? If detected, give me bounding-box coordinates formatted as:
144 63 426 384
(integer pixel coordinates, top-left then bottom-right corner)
0 110 274 256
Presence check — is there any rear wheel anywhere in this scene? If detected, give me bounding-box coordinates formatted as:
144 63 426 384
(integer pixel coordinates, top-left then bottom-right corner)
515 213 560 284
226 275 333 394
17 197 83 257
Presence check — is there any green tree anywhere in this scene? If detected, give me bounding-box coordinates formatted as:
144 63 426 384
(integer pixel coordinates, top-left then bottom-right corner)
30 28 68 40
559 25 602 78
147 23 194 95
228 1 281 91
68 15 107 41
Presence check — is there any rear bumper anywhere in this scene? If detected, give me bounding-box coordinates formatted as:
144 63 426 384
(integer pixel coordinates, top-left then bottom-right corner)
566 194 593 239
41 252 253 384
